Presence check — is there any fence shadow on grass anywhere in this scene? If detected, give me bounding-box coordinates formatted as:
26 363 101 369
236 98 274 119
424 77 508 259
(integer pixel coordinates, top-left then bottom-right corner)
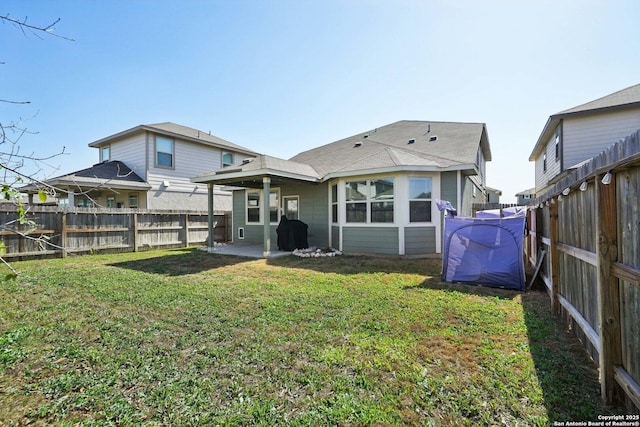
519 289 625 421
107 247 256 276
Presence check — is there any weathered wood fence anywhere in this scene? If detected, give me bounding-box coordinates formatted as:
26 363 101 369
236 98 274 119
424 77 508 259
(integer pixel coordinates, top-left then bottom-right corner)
0 206 231 259
526 130 640 411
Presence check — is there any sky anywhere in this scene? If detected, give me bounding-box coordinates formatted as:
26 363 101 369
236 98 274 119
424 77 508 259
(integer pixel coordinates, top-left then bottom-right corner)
2 0 639 203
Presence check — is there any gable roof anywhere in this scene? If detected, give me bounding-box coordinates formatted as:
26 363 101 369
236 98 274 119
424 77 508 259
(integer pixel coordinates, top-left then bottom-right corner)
291 120 491 178
88 122 259 156
193 120 491 186
22 160 151 192
529 83 640 160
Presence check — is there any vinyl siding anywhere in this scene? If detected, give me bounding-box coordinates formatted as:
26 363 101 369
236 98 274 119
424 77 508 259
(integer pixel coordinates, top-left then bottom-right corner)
534 124 562 194
440 171 458 209
331 226 340 249
404 227 436 255
108 133 147 179
342 227 398 255
231 183 329 248
563 109 640 168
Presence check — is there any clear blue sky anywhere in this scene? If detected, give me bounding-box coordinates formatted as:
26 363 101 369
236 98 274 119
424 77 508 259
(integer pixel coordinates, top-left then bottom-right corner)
3 0 639 203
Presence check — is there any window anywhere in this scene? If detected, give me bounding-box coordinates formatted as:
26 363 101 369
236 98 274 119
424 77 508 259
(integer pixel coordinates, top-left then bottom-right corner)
331 184 338 223
129 194 138 208
543 153 547 172
106 196 115 208
222 152 233 167
284 196 299 220
409 177 432 222
247 191 260 223
269 191 279 223
156 136 174 168
345 178 394 223
101 146 110 162
554 131 560 160
246 190 279 223
77 197 94 208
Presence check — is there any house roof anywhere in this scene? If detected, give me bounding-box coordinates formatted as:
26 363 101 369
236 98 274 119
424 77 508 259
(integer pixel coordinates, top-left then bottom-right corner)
88 122 259 156
529 83 640 160
291 120 491 178
192 120 491 186
22 160 151 192
192 155 321 188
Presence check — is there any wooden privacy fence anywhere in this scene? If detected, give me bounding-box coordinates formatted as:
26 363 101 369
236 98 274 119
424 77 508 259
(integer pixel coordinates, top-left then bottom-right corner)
526 130 640 411
0 206 231 259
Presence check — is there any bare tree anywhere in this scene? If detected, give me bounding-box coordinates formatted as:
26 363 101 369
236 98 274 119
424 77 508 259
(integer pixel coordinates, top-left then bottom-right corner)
0 13 73 278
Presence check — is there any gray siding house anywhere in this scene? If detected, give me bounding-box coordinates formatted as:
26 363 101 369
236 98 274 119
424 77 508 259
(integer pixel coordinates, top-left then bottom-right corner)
28 123 258 210
193 120 492 256
529 83 640 195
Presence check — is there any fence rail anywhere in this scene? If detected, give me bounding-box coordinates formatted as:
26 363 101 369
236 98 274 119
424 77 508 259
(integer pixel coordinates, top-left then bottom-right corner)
526 130 640 412
0 206 230 259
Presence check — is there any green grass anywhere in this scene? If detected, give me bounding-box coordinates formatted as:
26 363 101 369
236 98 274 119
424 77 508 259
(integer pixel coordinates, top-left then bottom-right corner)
0 248 622 425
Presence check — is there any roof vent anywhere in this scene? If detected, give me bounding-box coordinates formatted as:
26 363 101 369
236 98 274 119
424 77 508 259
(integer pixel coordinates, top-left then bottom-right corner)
242 158 254 164
363 134 369 139
429 135 438 142
408 139 415 144
354 141 363 148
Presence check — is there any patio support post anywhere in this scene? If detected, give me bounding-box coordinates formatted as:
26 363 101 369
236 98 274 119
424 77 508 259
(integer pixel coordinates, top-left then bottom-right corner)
68 191 75 207
263 177 271 257
207 183 215 252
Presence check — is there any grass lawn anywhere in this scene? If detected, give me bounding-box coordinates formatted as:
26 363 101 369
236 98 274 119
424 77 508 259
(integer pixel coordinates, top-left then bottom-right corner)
0 248 622 425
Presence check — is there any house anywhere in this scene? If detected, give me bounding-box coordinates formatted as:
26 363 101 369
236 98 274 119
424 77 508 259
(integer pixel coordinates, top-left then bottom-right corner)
529 83 640 195
192 120 492 256
515 188 535 205
485 187 502 203
26 122 259 210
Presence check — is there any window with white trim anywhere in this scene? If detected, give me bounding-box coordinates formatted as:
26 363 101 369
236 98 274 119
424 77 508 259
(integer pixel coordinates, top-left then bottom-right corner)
101 146 110 162
345 178 394 223
156 136 174 168
129 193 138 208
222 152 233 167
246 189 280 224
409 177 432 222
331 184 338 223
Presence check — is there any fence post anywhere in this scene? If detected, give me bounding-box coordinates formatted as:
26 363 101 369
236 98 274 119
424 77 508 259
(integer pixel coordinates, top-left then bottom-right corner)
549 200 560 315
133 212 139 252
596 173 623 404
61 211 68 258
184 213 190 248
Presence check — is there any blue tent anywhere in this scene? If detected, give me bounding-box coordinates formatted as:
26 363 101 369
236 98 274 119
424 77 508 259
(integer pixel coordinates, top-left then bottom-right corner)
442 216 526 290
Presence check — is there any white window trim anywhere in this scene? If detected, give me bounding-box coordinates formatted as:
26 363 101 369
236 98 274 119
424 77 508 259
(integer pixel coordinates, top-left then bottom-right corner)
344 177 395 225
245 188 281 225
155 135 175 169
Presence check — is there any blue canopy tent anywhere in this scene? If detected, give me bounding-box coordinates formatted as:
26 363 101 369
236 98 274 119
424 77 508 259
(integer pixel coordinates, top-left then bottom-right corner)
441 216 526 290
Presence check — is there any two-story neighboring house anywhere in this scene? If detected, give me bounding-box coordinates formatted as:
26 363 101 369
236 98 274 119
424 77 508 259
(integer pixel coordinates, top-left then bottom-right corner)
27 122 259 211
529 83 640 195
193 120 492 256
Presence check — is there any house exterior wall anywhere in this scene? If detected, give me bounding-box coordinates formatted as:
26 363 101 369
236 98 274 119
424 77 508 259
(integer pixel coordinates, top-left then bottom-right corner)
106 133 147 179
440 171 458 211
533 123 562 193
342 227 399 255
562 109 640 168
404 227 436 255
460 176 485 217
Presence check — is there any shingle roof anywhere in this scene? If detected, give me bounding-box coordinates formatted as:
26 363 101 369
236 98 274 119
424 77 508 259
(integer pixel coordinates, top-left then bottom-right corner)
529 83 640 160
88 122 259 156
290 120 490 177
70 160 146 182
557 83 640 116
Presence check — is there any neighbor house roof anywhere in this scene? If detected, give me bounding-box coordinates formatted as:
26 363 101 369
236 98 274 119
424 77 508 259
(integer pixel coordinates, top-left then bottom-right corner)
193 120 491 187
529 83 640 160
88 122 259 156
22 161 151 192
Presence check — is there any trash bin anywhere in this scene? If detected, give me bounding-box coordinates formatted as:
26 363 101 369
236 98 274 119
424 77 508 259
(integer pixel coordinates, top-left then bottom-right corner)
276 216 308 251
